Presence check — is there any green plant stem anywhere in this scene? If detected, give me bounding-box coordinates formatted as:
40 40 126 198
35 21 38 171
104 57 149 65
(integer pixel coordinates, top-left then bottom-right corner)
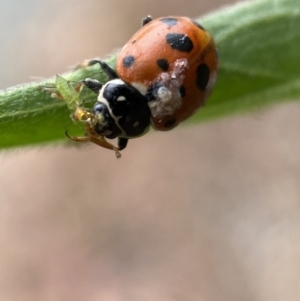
0 0 299 149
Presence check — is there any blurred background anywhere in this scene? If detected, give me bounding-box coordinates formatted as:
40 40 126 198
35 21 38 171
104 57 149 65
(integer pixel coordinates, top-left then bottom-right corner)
1 0 300 300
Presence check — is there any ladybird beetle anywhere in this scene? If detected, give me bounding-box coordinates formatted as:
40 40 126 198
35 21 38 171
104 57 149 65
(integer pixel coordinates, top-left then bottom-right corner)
73 15 218 155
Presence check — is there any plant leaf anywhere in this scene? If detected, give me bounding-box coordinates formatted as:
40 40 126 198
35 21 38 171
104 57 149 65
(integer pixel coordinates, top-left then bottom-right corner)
190 0 300 122
0 0 299 148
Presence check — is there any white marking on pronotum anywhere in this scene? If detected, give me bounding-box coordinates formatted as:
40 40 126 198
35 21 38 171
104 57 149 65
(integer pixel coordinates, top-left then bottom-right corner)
117 95 126 101
97 79 127 136
131 82 148 95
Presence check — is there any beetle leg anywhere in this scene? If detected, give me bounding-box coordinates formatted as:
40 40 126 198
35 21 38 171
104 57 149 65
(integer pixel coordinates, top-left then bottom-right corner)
117 137 128 150
65 123 121 158
82 78 103 94
85 123 121 158
142 15 152 26
75 59 118 80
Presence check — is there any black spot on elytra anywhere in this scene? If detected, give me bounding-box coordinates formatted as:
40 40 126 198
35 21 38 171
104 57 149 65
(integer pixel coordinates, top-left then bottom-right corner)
123 55 135 68
160 17 178 27
156 59 169 71
164 118 177 128
179 85 186 98
196 64 210 91
165 33 193 52
192 21 206 31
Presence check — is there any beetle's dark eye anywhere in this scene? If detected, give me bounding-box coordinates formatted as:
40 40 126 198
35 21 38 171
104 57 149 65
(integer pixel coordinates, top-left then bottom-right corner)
92 102 120 139
93 102 105 114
